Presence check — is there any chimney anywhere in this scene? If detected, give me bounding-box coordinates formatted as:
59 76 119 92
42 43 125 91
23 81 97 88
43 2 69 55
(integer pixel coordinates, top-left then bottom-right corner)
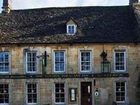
130 0 139 5
2 0 12 13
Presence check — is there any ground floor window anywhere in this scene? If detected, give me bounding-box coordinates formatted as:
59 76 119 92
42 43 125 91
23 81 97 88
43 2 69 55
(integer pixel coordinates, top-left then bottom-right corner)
0 84 9 104
115 81 126 102
26 83 37 104
55 83 65 104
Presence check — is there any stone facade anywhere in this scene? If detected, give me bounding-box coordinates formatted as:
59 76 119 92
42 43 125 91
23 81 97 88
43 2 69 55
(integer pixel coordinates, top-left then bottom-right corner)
0 43 139 105
0 1 140 105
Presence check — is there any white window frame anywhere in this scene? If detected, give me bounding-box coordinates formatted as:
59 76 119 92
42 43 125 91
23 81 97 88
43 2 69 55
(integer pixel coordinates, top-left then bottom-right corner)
0 52 10 74
0 84 9 105
80 51 92 73
26 83 37 104
115 81 126 103
25 51 37 74
54 83 65 104
53 51 66 73
67 24 77 35
114 50 126 72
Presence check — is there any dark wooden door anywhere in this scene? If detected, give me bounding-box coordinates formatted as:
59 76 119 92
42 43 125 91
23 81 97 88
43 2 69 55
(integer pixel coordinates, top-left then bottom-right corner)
81 82 92 105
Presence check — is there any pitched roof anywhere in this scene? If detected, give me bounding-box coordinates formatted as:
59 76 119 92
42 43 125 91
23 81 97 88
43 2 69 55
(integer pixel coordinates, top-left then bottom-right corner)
0 6 139 44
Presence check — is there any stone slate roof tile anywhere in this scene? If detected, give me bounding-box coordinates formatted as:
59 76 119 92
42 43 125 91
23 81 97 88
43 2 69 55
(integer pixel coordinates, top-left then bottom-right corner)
0 6 139 44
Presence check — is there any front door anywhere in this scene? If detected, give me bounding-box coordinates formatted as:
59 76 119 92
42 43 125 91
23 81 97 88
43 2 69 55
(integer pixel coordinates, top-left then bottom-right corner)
81 82 92 105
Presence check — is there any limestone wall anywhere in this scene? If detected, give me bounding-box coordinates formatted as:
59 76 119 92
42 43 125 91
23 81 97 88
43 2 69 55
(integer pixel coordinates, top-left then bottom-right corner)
0 43 139 105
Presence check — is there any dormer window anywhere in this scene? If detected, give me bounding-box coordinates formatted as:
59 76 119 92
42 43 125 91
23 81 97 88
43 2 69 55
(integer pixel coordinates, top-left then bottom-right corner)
66 19 77 35
67 25 76 35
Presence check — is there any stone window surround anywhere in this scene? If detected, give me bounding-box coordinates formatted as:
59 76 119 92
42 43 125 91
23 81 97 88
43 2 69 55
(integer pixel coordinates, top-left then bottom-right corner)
0 80 11 105
0 51 11 74
113 49 127 72
23 48 40 74
115 81 126 102
25 51 37 74
80 51 92 72
113 78 128 104
54 82 65 105
53 50 67 73
25 82 38 105
0 84 9 105
79 49 93 73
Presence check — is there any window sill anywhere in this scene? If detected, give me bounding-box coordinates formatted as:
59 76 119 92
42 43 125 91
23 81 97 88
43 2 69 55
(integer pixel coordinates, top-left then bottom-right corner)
114 70 127 73
0 72 10 74
26 103 37 105
55 103 65 105
0 104 9 105
26 72 38 74
67 33 75 35
54 71 65 74
80 71 92 73
116 101 126 104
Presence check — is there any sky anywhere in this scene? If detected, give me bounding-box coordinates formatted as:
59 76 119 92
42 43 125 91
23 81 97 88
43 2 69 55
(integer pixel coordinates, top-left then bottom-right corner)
0 0 136 12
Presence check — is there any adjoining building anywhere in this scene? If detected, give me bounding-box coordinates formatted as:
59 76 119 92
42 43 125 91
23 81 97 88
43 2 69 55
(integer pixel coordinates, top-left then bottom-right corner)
0 0 140 105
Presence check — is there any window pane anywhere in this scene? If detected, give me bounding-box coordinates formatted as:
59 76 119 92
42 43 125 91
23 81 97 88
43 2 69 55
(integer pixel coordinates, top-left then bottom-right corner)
121 96 125 101
121 82 125 86
55 98 59 102
0 98 4 103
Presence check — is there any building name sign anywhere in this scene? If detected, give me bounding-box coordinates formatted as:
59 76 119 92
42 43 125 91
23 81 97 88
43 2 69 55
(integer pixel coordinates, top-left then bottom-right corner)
0 73 129 79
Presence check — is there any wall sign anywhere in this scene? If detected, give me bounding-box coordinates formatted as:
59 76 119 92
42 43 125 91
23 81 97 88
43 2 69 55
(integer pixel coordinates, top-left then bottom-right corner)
95 91 99 96
69 88 77 102
95 89 99 97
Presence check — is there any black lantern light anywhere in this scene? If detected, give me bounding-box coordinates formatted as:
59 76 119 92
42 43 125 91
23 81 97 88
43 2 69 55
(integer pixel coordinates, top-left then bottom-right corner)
37 51 49 75
100 50 111 73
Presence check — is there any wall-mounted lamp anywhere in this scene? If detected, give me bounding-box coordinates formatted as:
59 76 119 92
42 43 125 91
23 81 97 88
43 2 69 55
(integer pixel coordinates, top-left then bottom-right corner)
37 51 49 75
37 51 49 67
100 50 111 73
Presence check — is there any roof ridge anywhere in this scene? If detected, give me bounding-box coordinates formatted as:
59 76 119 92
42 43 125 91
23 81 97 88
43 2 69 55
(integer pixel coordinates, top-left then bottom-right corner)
11 5 130 12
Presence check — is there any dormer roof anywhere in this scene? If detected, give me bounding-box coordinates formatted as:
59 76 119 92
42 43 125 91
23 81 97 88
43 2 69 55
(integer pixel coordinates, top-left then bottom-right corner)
66 18 77 25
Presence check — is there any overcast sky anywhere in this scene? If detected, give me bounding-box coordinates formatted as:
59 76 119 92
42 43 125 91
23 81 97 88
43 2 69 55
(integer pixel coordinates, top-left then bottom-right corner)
0 0 136 12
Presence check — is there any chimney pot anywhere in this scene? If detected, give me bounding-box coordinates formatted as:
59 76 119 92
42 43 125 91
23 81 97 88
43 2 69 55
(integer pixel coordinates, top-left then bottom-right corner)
130 0 139 5
2 0 12 13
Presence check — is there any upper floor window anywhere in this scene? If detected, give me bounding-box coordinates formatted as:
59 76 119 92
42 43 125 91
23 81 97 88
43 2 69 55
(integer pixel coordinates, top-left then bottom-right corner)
26 51 37 73
0 52 10 73
26 83 37 104
54 51 65 72
0 84 9 104
114 50 126 72
115 81 126 103
80 51 91 72
55 83 65 104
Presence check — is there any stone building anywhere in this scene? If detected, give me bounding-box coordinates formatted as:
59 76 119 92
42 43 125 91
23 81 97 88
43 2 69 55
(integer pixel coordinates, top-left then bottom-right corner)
0 0 140 105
